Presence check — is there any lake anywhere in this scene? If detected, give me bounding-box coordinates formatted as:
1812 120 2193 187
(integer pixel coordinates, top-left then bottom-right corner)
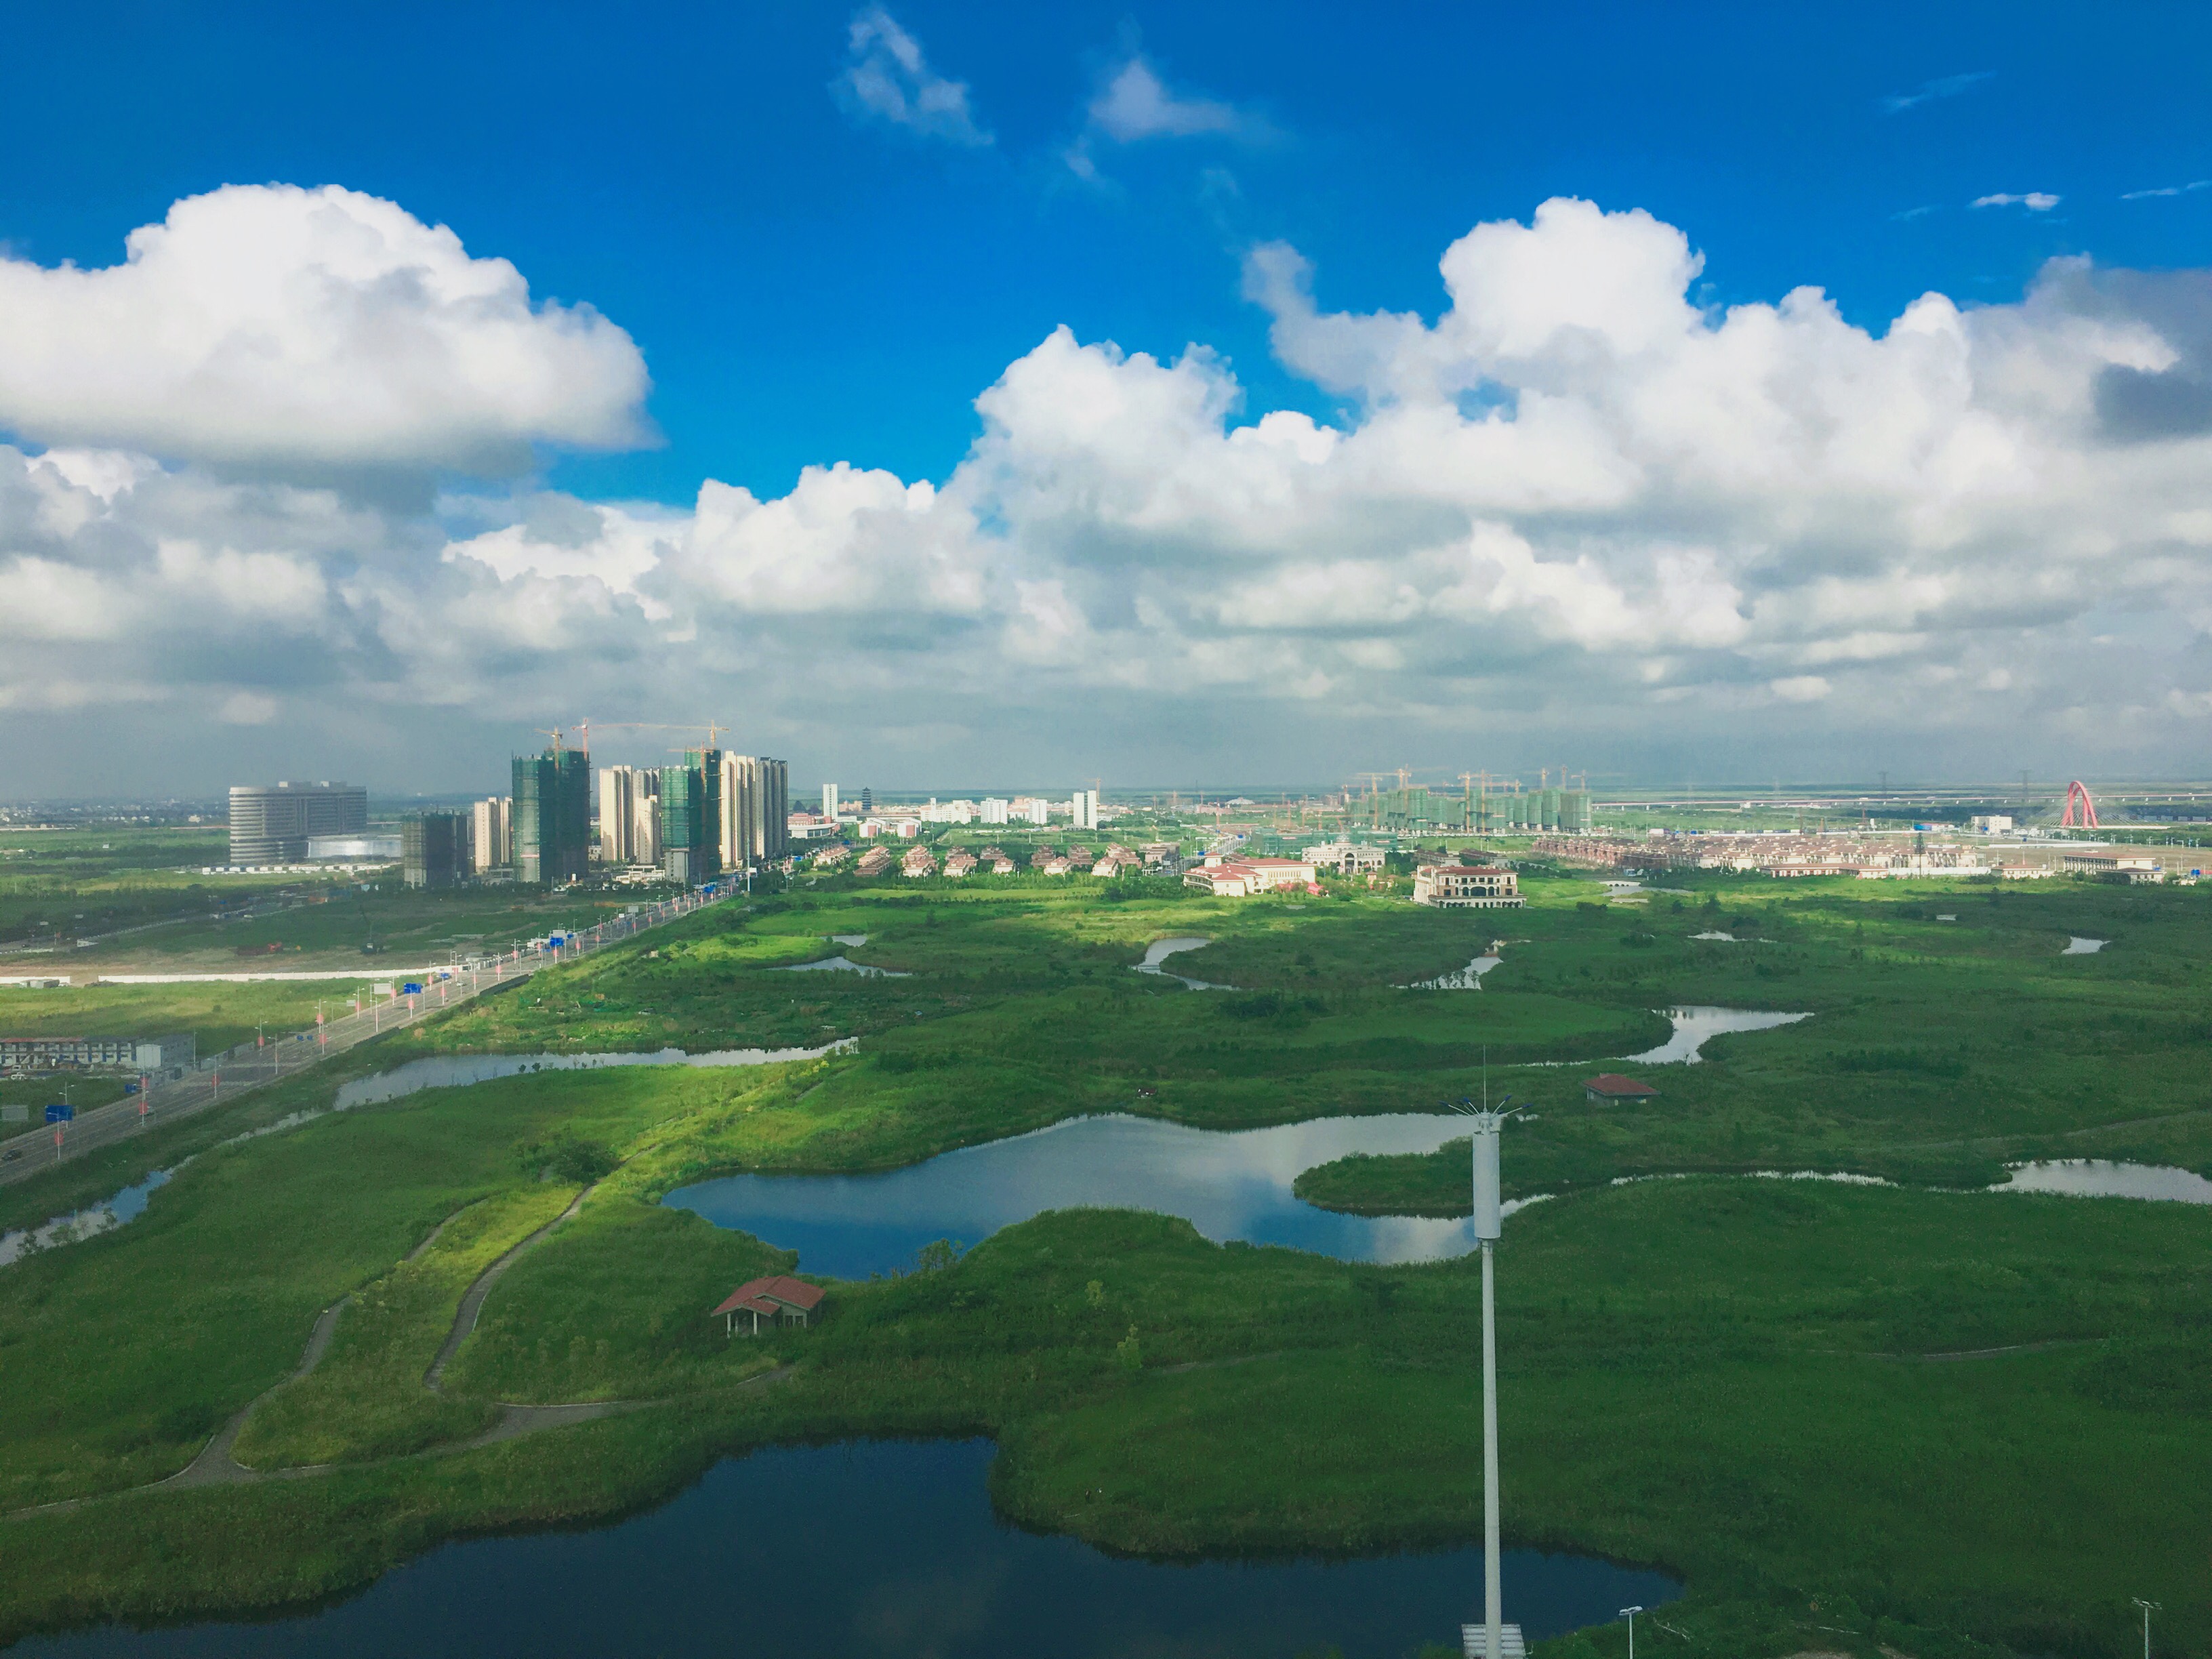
9 1439 1679 1659
667 1110 1533 1276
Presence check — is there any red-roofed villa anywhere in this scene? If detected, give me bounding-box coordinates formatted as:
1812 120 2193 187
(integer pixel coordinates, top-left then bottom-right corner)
712 1275 826 1337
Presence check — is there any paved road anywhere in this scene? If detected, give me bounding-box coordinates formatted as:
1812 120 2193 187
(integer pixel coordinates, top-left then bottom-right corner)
0 886 731 1187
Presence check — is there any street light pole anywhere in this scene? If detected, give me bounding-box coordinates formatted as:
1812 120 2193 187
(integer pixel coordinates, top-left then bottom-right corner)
1462 1094 1523 1659
2133 1599 2159 1659
1622 1606 1643 1659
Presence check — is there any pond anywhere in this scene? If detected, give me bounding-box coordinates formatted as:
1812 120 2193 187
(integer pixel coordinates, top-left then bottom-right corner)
1622 1007 1811 1065
0 1166 171 1268
2062 937 2107 955
775 954 912 977
1133 936 1233 990
8 1439 1680 1658
1993 1160 2212 1204
332 1042 855 1108
666 1111 1540 1277
1408 956 1502 989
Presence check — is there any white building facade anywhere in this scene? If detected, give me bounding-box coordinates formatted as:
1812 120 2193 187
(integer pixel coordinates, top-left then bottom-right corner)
1412 865 1523 908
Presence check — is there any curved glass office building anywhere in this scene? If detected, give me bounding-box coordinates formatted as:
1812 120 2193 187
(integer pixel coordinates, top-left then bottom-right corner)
228 781 369 865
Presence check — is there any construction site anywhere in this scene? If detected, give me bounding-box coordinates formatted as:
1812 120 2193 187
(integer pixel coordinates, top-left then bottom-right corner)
1351 770 1594 836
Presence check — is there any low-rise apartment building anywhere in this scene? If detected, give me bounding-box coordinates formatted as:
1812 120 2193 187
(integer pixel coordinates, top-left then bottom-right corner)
1185 856 1320 897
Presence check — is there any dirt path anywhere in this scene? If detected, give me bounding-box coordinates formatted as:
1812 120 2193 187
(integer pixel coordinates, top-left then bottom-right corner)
0 1193 783 1524
169 1298 352 1489
426 1187 590 1392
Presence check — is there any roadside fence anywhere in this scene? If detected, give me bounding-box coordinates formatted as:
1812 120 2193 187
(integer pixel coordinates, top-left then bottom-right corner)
0 885 731 1187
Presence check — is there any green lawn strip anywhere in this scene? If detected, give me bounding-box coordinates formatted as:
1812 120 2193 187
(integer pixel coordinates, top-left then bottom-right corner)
0 980 347 1062
78 885 644 966
0 1076 131 1112
231 1185 581 1467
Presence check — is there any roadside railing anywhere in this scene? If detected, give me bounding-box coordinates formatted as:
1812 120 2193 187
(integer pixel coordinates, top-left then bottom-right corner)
0 885 731 1185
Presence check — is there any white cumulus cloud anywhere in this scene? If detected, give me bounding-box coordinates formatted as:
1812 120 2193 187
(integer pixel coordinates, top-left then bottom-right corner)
13 186 2212 791
0 185 650 480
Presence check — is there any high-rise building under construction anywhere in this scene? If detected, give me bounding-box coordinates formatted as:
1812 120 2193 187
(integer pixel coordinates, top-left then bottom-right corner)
512 745 590 885
660 748 722 886
403 811 470 889
1359 781 1592 836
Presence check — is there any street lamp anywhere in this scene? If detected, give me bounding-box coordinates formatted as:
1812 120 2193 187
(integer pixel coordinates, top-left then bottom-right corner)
1622 1607 1644 1659
2133 1599 2159 1659
1454 1092 1528 1659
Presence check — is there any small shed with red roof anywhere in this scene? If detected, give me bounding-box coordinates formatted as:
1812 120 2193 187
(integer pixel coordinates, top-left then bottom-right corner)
712 1275 826 1337
1582 1073 1661 1105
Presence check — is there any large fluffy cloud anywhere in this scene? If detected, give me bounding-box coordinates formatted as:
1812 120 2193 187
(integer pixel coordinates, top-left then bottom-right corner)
7 188 2212 790
0 185 649 478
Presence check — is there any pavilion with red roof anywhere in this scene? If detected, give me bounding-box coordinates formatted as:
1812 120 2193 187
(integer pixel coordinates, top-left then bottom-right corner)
1582 1073 1661 1104
712 1275 825 1337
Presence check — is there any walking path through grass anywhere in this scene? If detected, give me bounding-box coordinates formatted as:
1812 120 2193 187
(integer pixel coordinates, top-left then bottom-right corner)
3 1172 792 1525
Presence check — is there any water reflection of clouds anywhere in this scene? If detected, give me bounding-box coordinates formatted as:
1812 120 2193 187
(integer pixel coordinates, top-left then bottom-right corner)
334 1043 855 1107
1624 1007 1811 1065
668 1112 1513 1276
1997 1160 2212 1204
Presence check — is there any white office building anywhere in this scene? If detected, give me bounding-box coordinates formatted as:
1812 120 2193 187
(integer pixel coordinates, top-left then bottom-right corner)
1069 788 1099 830
980 797 1010 825
821 783 840 820
228 781 367 865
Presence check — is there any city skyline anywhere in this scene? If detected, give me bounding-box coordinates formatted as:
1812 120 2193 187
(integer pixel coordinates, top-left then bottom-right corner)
6 2 2212 795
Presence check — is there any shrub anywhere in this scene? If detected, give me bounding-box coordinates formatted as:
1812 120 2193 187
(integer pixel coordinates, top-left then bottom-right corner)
517 1133 619 1185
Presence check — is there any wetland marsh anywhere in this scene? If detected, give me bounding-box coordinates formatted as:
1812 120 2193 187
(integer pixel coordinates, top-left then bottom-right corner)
1 863 2208 1658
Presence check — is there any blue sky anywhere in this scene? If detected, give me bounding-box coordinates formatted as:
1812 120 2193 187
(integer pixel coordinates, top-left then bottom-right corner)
3 2 2211 794
9 0 2205 500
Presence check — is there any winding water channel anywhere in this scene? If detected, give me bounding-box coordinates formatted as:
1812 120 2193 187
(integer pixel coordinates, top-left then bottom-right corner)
9 1440 1681 1658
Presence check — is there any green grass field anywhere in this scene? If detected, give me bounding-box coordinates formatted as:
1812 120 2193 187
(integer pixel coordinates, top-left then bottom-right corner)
0 871 2207 1656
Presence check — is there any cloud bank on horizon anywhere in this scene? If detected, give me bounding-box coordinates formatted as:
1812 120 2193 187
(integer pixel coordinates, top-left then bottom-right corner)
4 182 2212 789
